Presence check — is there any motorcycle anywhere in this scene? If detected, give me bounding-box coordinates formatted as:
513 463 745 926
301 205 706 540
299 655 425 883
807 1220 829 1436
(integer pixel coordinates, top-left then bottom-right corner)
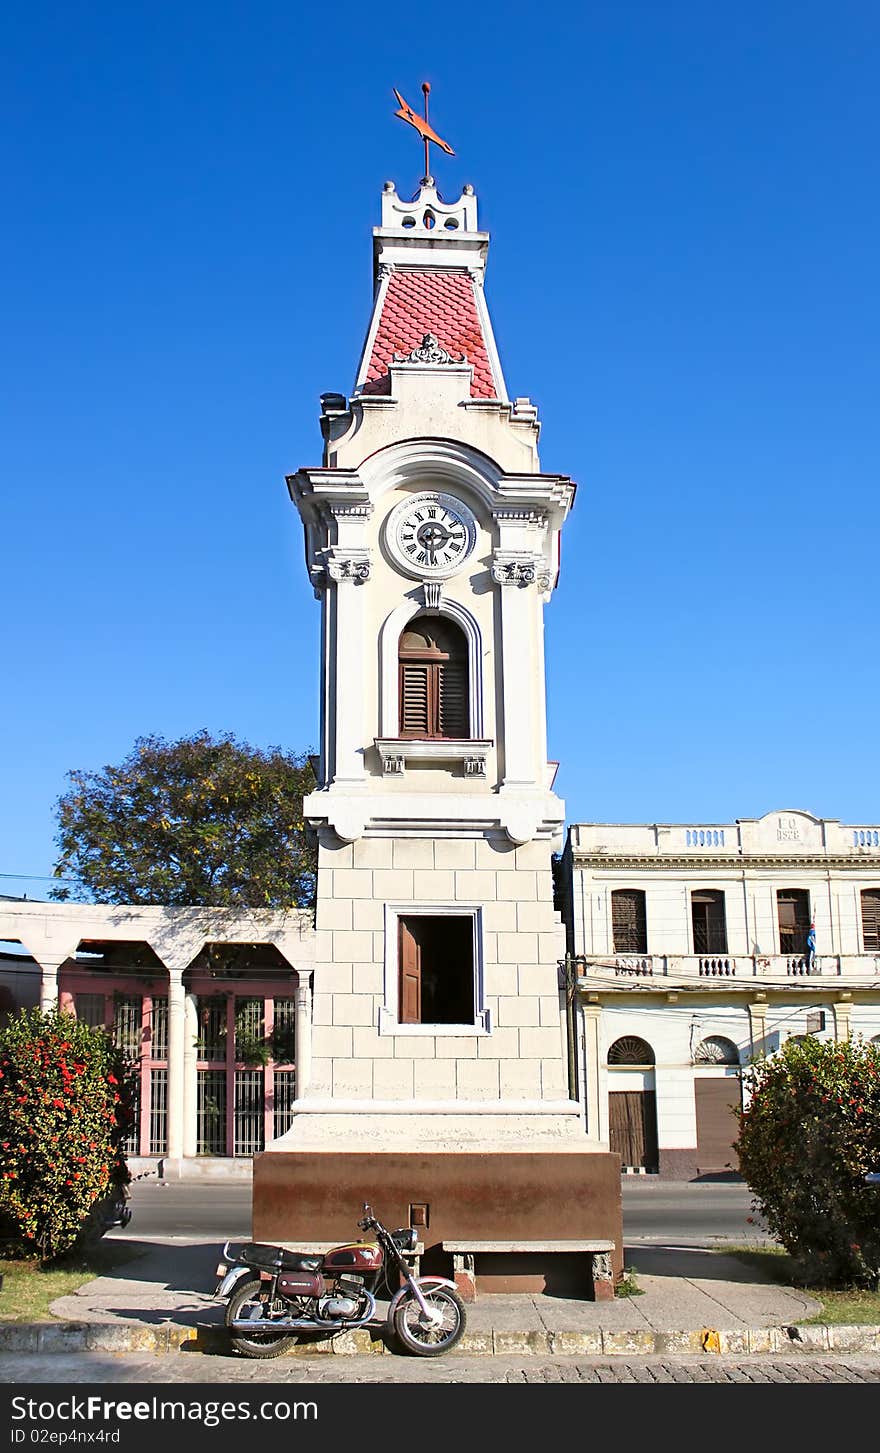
214 1202 466 1359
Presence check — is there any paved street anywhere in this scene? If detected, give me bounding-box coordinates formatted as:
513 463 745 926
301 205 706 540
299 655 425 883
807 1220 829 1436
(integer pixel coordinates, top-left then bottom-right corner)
1 1351 879 1383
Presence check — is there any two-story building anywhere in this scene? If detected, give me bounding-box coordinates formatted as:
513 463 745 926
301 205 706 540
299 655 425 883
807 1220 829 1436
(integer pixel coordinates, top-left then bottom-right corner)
559 809 880 1178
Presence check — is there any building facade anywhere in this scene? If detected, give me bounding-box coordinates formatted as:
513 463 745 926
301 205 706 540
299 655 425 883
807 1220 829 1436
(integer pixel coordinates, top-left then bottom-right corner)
560 809 880 1178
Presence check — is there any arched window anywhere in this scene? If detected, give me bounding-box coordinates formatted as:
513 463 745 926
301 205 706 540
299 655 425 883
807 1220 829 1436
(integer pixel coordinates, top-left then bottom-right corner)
612 889 647 953
695 1035 740 1065
608 1036 655 1066
398 616 469 739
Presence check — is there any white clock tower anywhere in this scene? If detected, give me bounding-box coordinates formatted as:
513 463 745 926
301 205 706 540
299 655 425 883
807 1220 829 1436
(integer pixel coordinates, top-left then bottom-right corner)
256 174 621 1290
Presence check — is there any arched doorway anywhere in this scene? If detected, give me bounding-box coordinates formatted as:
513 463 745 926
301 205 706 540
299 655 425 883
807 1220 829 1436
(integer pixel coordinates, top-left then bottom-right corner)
607 1036 658 1172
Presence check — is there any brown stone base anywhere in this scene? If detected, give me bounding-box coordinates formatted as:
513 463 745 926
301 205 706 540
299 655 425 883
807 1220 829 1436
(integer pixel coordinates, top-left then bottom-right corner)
253 1149 624 1296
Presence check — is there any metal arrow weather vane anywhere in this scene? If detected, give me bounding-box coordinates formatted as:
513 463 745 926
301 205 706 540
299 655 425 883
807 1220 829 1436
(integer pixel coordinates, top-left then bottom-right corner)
393 83 455 185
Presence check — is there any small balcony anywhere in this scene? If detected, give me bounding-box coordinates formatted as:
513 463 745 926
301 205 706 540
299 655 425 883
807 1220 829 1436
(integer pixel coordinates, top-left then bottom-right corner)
572 952 880 984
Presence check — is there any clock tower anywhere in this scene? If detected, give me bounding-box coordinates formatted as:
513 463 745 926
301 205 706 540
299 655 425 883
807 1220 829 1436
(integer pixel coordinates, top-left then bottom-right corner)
255 175 622 1292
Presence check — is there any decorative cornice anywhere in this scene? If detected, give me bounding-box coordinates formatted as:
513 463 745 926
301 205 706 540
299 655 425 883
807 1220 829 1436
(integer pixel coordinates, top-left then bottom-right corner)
571 852 880 872
326 503 372 520
492 508 547 524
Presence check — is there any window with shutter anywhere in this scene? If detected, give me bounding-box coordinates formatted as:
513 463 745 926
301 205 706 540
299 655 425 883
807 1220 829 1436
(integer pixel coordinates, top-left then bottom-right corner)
861 890 880 952
611 889 647 953
691 890 728 953
400 662 431 736
398 616 469 739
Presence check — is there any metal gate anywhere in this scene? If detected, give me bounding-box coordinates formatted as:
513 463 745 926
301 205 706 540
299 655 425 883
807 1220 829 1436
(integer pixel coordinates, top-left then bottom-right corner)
63 976 298 1158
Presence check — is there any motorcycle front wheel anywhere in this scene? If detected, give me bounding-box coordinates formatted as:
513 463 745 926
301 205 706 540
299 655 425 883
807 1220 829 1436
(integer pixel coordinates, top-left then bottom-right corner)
392 1285 466 1357
225 1277 297 1360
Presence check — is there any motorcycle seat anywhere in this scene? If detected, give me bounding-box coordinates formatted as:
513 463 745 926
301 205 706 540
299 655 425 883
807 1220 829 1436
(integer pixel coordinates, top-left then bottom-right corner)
237 1242 323 1273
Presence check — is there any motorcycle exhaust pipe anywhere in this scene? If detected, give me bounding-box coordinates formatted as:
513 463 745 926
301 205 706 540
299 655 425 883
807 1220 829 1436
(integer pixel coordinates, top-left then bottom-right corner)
231 1293 376 1335
230 1316 355 1332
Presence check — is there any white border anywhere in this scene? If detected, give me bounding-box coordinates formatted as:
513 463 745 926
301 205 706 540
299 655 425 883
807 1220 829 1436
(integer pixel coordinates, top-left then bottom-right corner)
378 902 489 1036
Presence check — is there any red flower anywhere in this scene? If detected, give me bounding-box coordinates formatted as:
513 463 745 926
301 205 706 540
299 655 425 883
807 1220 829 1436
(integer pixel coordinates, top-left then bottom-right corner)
106 1075 118 1085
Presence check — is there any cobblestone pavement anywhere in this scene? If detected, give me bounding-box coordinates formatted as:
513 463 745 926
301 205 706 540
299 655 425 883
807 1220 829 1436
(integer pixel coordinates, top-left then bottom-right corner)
2 1352 880 1383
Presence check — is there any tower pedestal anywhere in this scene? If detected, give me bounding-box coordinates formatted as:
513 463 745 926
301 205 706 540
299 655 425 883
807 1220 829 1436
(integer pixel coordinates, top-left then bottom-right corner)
253 1142 623 1296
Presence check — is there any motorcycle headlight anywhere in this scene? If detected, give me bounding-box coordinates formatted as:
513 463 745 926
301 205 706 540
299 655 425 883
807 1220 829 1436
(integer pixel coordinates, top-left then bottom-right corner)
392 1228 417 1252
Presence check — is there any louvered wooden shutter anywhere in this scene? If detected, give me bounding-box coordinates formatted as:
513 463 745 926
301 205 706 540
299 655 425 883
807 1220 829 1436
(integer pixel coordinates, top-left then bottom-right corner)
612 890 647 953
862 890 880 951
398 919 421 1024
438 659 468 738
400 663 431 736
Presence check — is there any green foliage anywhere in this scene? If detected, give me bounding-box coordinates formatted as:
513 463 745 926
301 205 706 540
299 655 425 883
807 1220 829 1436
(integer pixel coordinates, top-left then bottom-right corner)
735 1036 880 1287
615 1265 644 1298
270 1021 296 1066
51 731 317 909
0 1009 134 1261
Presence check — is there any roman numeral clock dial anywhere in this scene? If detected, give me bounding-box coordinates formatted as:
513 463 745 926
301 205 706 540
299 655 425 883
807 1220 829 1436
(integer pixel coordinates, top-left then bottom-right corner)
385 492 477 580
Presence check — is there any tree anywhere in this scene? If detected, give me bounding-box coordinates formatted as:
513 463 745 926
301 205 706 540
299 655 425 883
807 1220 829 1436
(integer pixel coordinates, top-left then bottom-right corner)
0 1009 134 1260
51 731 317 909
735 1036 880 1286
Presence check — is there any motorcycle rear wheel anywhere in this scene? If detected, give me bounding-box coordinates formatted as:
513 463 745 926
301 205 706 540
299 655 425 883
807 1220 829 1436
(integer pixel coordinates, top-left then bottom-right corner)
392 1285 466 1357
225 1277 298 1360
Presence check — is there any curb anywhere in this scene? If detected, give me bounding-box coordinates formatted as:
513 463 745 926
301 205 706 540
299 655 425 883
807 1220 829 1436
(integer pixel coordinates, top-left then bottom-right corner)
1 1321 880 1357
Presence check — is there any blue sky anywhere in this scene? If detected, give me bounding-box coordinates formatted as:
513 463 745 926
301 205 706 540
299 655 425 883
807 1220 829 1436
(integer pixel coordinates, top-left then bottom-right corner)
3 2 879 894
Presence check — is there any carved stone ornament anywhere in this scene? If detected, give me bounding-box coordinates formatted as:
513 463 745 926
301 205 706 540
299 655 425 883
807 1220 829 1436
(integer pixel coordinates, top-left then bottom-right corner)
422 581 442 611
464 755 486 777
382 754 405 776
325 554 371 584
491 555 552 590
393 333 465 366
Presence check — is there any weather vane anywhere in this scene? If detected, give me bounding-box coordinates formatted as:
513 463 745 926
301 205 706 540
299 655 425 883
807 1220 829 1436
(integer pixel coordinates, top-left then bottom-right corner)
393 83 454 185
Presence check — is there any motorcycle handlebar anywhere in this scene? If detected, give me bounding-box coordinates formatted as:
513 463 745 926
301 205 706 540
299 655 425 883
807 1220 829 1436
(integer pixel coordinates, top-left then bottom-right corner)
357 1201 375 1231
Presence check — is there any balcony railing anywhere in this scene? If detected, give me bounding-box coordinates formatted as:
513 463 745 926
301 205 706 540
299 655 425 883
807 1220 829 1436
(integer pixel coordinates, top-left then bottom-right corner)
573 953 880 982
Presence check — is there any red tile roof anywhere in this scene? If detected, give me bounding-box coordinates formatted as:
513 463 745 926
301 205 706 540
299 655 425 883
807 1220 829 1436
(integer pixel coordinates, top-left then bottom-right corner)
362 270 498 398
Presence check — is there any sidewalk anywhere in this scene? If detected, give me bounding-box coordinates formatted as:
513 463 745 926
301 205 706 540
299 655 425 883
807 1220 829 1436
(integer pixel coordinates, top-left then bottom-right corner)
4 1237 879 1359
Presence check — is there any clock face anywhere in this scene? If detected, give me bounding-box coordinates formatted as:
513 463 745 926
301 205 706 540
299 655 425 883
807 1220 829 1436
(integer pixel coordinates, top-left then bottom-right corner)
385 492 477 579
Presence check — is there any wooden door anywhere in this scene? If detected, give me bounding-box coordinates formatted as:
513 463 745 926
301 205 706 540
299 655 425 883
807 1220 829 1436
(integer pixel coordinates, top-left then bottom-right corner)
609 1090 658 1170
695 1078 742 1174
398 918 422 1024
777 889 810 955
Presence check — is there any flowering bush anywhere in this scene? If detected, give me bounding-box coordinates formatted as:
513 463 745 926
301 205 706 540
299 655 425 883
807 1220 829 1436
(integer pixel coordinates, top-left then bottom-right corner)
735 1035 880 1286
0 1008 134 1260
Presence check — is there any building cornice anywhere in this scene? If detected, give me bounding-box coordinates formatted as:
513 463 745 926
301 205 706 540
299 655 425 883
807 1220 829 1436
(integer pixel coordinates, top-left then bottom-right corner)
571 853 880 873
